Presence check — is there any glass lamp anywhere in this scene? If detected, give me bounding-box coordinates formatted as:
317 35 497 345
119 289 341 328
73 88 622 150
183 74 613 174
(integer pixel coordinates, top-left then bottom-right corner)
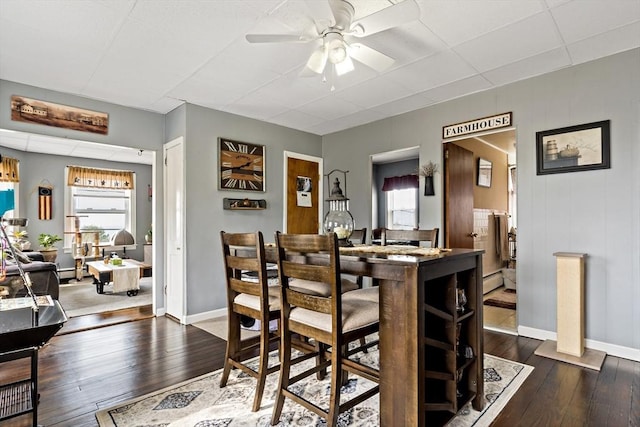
323 169 355 246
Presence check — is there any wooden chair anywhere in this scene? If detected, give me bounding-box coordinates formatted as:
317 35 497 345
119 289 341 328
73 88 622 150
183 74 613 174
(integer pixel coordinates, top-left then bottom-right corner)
381 227 439 248
271 232 380 427
219 230 281 412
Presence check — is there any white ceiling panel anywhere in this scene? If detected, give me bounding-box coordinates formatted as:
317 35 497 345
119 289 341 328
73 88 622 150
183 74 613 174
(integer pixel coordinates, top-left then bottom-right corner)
418 0 546 47
453 12 563 72
566 21 640 65
550 0 640 44
384 49 478 92
482 47 571 87
0 0 637 138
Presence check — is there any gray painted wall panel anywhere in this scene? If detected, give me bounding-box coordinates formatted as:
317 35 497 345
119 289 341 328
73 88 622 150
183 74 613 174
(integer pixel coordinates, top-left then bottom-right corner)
322 49 640 351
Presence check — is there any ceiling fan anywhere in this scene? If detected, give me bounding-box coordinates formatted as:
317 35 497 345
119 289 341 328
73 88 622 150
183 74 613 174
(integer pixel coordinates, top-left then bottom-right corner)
245 0 420 78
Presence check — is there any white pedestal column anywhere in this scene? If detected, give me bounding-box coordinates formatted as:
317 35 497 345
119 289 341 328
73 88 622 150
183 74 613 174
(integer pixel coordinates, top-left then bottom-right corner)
534 252 607 370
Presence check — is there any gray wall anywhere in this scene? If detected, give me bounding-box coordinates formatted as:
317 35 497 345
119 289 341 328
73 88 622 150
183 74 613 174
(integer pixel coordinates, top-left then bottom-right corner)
180 103 322 316
323 48 640 354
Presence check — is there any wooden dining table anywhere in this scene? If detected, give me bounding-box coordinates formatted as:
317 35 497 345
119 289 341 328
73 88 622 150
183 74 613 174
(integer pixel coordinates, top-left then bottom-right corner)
261 244 485 426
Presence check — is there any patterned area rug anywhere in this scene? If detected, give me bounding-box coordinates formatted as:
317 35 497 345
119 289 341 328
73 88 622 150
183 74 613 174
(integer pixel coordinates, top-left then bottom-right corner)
484 288 517 310
96 345 533 426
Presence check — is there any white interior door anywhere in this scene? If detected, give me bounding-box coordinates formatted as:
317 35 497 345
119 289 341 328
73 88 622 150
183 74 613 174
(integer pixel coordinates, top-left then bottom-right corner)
164 137 186 322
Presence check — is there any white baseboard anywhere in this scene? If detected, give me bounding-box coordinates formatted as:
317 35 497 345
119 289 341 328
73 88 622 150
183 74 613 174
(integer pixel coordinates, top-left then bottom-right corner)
185 307 227 325
518 326 640 362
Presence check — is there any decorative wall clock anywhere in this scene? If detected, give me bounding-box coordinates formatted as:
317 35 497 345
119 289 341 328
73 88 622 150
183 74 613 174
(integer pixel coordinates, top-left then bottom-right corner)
218 138 265 192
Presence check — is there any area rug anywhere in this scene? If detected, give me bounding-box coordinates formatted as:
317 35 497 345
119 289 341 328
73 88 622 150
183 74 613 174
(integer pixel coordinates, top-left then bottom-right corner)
95 345 533 427
58 277 152 317
484 288 516 310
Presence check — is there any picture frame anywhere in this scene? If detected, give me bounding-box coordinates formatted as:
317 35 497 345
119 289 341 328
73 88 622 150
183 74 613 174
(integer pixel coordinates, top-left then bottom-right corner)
536 120 610 175
218 138 265 192
477 158 492 187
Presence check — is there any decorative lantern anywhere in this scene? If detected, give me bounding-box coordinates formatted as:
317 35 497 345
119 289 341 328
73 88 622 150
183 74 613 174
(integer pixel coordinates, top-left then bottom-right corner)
323 169 355 246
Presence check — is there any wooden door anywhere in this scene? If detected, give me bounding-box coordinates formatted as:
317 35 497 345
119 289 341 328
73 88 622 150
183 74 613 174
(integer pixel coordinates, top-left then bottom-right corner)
286 157 320 234
444 143 474 249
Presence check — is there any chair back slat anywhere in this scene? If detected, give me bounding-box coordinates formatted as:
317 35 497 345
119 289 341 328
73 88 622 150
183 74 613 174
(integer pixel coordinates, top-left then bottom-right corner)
381 228 439 248
220 230 270 305
275 231 341 325
229 277 261 296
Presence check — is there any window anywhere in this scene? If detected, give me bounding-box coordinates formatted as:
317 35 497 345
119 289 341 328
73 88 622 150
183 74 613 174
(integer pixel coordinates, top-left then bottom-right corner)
64 168 136 250
0 182 18 218
386 188 417 230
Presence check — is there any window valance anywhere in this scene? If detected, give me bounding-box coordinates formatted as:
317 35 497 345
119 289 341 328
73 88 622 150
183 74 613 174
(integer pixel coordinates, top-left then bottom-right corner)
67 166 135 189
381 174 418 191
0 156 20 183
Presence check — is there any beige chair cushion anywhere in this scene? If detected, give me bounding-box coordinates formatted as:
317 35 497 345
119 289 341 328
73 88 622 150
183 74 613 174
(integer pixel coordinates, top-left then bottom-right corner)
289 278 359 297
289 292 379 333
234 286 280 312
346 286 379 303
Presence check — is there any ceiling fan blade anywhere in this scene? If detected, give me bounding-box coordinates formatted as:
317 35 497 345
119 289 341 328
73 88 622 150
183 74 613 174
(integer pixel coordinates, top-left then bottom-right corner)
245 34 308 43
350 0 419 37
300 47 328 76
348 43 394 72
334 55 355 76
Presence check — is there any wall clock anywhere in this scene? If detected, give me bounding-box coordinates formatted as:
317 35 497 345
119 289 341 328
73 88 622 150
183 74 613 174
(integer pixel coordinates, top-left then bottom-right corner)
219 138 265 192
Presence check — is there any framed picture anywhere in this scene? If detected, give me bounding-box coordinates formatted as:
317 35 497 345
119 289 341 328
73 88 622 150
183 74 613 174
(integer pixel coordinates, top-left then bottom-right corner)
219 138 265 192
536 120 610 175
477 158 492 187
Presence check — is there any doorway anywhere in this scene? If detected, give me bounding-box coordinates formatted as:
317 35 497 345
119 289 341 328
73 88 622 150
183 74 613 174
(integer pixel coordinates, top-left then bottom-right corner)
0 128 156 319
443 129 517 333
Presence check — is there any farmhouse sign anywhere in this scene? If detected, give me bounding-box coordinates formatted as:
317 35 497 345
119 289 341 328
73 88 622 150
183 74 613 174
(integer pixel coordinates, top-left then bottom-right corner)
443 112 512 139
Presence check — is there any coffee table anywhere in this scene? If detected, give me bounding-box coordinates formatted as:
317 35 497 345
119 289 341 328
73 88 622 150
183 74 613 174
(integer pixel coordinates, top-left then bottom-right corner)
85 259 150 296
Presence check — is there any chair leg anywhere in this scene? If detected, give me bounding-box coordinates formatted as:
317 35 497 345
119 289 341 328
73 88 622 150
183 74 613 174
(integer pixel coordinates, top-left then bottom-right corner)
220 311 240 387
271 327 292 425
327 349 343 427
316 342 328 380
252 324 271 412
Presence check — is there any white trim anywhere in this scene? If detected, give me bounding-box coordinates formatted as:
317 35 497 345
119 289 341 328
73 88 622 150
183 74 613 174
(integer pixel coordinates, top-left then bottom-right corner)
282 151 323 233
518 326 640 362
185 307 227 325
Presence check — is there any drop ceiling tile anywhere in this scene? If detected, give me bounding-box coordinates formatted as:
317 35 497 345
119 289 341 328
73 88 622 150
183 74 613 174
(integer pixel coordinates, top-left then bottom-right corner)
224 93 290 120
418 0 546 47
370 92 436 116
333 77 414 108
453 11 563 72
191 55 282 94
127 0 269 57
482 47 571 86
384 49 477 92
149 97 184 115
308 108 387 135
247 74 330 108
421 75 494 102
167 76 244 110
296 96 363 121
269 109 326 130
550 0 640 44
566 21 640 65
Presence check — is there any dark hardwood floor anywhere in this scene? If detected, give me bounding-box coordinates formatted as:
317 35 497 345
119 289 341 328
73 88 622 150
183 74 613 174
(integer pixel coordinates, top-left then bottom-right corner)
1 313 638 426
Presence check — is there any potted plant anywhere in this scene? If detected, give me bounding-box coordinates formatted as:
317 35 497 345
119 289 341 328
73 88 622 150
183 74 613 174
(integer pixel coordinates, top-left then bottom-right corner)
38 233 63 263
11 230 31 251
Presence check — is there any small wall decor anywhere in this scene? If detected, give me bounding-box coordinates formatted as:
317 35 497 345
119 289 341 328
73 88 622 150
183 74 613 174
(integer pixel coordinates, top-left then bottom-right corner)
419 161 438 196
536 120 610 175
477 158 492 187
223 198 267 210
10 95 109 135
219 138 265 192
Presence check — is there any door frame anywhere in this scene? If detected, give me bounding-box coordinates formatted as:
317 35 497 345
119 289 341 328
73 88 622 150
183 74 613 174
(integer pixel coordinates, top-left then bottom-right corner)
163 136 186 322
283 151 323 233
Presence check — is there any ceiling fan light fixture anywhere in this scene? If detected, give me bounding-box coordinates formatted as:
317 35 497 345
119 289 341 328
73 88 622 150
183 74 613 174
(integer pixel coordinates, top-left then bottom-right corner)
335 55 354 76
325 32 348 64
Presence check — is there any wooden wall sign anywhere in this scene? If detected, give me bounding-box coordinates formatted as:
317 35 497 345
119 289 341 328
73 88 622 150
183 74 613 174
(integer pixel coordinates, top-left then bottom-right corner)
10 95 109 135
443 112 512 139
